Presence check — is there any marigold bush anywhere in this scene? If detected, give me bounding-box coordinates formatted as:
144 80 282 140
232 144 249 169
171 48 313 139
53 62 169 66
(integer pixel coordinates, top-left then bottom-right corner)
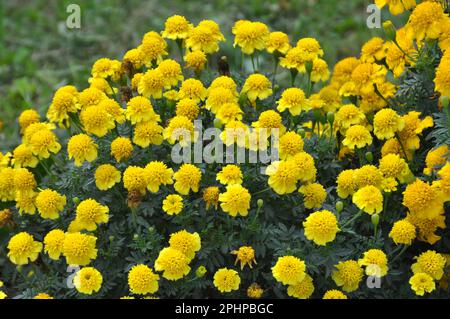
0 2 450 299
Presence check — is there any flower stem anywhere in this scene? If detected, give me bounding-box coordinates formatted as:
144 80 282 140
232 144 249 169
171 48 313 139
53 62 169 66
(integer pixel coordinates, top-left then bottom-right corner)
341 210 363 228
395 132 409 163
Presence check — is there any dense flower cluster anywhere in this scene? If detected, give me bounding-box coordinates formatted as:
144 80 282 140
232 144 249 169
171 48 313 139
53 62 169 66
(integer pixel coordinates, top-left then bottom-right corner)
0 3 449 299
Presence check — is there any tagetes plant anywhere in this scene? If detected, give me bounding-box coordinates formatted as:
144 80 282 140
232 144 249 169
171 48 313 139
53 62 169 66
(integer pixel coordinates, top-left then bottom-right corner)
0 2 450 299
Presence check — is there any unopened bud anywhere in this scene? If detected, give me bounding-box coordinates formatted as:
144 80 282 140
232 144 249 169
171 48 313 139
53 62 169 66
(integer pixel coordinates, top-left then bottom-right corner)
213 118 223 129
297 128 306 138
109 236 114 242
313 109 323 123
440 96 449 109
133 234 139 240
72 197 80 205
305 60 313 75
196 266 207 278
336 201 344 213
257 199 264 208
27 270 34 278
365 151 374 163
382 21 396 41
371 214 380 227
327 112 335 125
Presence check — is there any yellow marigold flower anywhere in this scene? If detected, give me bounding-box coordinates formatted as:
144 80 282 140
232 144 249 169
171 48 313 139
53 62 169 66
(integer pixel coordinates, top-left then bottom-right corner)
0 152 12 169
178 78 207 102
175 98 200 121
133 121 164 148
74 267 103 295
184 50 207 72
272 256 306 286
213 268 241 293
231 246 257 270
209 76 238 94
206 87 237 114
435 56 450 97
354 165 383 189
379 153 414 184
408 1 447 42
63 232 97 266
28 128 61 159
0 167 16 202
424 145 449 175
138 69 164 99
186 25 222 54
403 179 444 219
13 168 36 196
277 88 310 116
342 125 373 150
296 38 324 60
18 109 41 133
398 111 433 151
162 15 192 40
278 131 304 160
128 264 159 295
335 104 365 131
375 0 416 15
7 232 42 265
198 20 225 42
233 20 270 55
67 134 98 167
389 219 416 245
352 185 383 215
247 283 264 299
336 169 357 199
360 81 396 113
15 192 36 215
75 199 109 231
89 77 116 95
323 289 348 299
381 177 398 193
331 57 360 87
358 249 388 277
332 260 363 293
266 160 299 195
111 137 133 162
12 144 38 168
46 86 79 125
290 152 317 183
311 58 330 83
43 229 65 260
410 272 435 296
252 110 286 136
158 59 183 89
154 247 191 281
351 62 387 95
173 164 201 195
169 230 201 261
123 48 146 69
91 58 121 79
299 183 327 209
98 98 125 124
266 31 291 54
139 31 168 64
80 105 115 137
438 18 450 52
220 120 249 148
303 210 339 246
123 166 149 195
411 250 446 280
145 161 174 193
216 103 243 124
361 37 386 63
203 186 220 210
35 189 66 220
242 74 272 103
126 96 160 124
381 137 412 160
287 274 314 299
219 184 251 217
437 162 450 200
78 87 106 109
34 293 53 299
131 73 144 90
217 165 243 186
162 194 183 215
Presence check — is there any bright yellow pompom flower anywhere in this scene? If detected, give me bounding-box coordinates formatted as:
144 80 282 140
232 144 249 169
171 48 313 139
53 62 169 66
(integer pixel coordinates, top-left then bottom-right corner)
95 164 121 191
173 164 202 195
411 250 446 280
43 229 65 260
162 194 183 215
169 230 201 261
409 272 435 296
68 134 98 167
7 232 42 265
75 199 109 231
128 264 160 295
331 260 363 293
63 232 97 266
219 184 251 217
272 256 306 286
352 185 383 215
74 267 103 295
154 247 191 281
213 268 241 293
303 210 339 246
35 189 67 220
358 249 388 277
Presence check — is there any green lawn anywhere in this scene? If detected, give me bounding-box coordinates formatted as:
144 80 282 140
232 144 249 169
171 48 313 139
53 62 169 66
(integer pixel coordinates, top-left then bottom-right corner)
0 0 380 148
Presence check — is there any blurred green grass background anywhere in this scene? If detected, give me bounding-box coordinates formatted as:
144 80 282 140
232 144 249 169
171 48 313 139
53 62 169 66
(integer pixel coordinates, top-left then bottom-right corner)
0 0 383 148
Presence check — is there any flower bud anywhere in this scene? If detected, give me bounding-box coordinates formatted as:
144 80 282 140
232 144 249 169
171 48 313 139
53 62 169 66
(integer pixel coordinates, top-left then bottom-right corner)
196 266 207 278
27 270 34 278
336 201 344 213
109 236 114 242
440 96 449 109
133 234 139 240
365 151 374 163
371 214 380 227
305 60 314 75
382 21 396 41
72 197 80 205
257 199 264 208
213 118 223 129
313 109 323 123
327 112 335 125
297 128 306 138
